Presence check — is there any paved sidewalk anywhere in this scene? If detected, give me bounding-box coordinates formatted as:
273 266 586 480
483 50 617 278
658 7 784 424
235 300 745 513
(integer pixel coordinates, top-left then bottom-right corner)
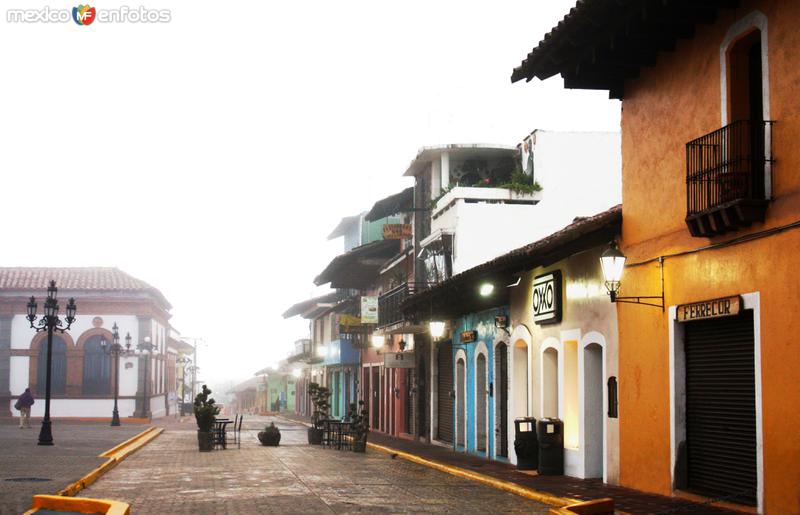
281 413 739 514
80 416 551 514
0 422 147 514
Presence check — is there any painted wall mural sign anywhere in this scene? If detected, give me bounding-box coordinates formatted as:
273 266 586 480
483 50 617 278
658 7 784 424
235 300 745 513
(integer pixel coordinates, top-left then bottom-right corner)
360 296 379 324
384 351 415 368
383 224 412 240
460 330 477 343
677 295 742 322
533 270 562 325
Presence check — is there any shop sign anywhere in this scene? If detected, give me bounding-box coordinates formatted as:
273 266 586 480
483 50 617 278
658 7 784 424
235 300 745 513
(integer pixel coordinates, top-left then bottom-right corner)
339 314 362 333
533 271 562 325
361 296 379 324
384 351 415 368
460 330 477 343
677 296 741 322
383 224 412 240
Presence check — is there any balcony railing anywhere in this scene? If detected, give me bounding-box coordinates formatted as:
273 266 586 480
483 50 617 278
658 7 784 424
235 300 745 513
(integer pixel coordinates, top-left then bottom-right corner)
685 119 773 237
378 282 429 329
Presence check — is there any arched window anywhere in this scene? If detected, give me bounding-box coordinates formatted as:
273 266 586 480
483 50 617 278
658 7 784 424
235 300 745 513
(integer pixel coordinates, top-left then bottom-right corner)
83 335 111 395
37 336 67 396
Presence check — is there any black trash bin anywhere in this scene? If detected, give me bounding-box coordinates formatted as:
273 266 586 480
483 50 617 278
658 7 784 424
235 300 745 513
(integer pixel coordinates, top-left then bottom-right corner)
513 417 538 470
537 418 564 475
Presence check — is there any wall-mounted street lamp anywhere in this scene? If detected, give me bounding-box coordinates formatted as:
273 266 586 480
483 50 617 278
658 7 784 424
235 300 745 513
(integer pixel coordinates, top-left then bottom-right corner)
479 282 495 297
600 242 664 310
100 323 132 426
27 280 77 446
429 320 446 339
371 334 385 349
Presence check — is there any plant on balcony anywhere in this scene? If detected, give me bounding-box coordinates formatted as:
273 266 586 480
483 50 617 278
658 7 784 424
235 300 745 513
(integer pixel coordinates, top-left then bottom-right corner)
258 422 281 446
347 400 369 453
193 384 220 452
307 382 330 444
475 170 542 194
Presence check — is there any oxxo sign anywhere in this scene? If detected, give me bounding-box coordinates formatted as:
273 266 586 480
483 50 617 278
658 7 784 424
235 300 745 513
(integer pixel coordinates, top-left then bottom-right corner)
532 271 562 325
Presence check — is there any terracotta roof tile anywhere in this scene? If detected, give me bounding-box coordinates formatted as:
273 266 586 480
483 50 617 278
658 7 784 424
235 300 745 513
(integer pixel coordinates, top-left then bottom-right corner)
0 267 171 309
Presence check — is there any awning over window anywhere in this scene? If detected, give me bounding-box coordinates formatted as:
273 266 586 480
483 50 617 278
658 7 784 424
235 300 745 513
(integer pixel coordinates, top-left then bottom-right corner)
282 291 339 319
314 239 401 289
365 187 414 222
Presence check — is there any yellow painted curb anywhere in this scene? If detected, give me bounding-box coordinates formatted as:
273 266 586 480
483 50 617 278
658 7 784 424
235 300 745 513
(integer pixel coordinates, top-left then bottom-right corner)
57 427 164 497
277 415 580 508
367 441 576 507
24 494 130 515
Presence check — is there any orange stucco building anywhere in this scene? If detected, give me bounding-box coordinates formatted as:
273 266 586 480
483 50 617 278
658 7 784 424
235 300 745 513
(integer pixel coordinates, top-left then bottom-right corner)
513 1 800 512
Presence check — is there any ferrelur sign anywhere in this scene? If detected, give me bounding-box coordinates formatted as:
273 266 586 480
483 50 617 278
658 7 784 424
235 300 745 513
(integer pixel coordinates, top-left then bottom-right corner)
677 295 742 322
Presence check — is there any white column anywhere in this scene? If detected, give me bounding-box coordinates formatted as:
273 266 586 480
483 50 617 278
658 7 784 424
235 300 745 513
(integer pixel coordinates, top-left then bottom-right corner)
441 152 450 189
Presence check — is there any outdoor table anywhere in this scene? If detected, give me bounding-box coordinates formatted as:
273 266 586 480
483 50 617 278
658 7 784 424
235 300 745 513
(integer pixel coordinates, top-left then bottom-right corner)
325 420 353 450
214 419 233 449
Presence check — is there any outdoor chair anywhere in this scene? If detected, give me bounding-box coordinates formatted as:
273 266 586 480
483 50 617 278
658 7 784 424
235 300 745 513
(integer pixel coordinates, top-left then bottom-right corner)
213 418 232 450
235 414 243 448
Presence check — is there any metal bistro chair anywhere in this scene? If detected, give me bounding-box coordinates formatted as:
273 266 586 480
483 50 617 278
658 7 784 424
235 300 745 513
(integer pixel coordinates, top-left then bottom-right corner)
213 418 232 450
322 419 335 448
235 414 243 448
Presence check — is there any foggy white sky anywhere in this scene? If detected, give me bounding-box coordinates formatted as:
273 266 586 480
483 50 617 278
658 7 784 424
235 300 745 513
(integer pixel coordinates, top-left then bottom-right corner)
0 1 619 386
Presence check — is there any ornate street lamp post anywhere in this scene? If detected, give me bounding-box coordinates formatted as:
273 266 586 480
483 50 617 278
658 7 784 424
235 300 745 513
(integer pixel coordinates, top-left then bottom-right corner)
133 336 155 419
176 356 192 403
26 280 77 446
100 323 132 427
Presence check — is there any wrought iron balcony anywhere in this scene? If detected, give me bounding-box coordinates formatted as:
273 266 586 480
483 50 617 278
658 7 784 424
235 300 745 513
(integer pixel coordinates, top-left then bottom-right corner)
378 282 429 329
685 120 773 237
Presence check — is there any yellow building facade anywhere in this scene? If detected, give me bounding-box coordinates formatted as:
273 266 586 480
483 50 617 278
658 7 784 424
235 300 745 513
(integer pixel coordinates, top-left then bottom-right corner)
514 1 800 512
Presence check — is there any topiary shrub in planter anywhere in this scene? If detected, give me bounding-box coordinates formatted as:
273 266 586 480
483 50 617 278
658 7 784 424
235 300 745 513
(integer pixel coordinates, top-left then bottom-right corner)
258 422 281 446
348 400 369 453
307 382 330 445
194 384 220 452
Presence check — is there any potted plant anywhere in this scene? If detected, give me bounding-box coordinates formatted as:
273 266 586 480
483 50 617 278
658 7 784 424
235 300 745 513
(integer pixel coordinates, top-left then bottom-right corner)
258 422 281 446
307 382 330 444
193 384 219 452
348 400 369 453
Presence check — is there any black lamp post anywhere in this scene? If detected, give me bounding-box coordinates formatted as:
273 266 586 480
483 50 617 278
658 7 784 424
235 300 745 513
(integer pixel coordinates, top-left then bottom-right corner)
100 323 132 427
133 336 154 419
26 280 77 446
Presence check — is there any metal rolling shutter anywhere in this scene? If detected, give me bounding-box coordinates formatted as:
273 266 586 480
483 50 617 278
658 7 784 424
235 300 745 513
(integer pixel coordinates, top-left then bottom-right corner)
685 310 757 506
437 341 454 443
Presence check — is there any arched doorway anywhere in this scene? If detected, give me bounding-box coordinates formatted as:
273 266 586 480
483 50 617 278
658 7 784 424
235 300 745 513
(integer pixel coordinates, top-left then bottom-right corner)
513 340 528 419
494 342 509 458
542 346 559 418
83 335 111 395
476 352 488 454
456 356 466 449
37 336 67 396
583 342 604 478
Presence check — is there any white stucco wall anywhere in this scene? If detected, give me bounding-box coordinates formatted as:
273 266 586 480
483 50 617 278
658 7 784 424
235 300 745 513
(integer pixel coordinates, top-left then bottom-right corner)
11 314 140 350
16 398 137 418
429 131 621 276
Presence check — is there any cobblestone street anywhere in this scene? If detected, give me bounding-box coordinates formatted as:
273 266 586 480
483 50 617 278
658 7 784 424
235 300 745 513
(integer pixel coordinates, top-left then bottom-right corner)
80 416 551 514
0 421 146 515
